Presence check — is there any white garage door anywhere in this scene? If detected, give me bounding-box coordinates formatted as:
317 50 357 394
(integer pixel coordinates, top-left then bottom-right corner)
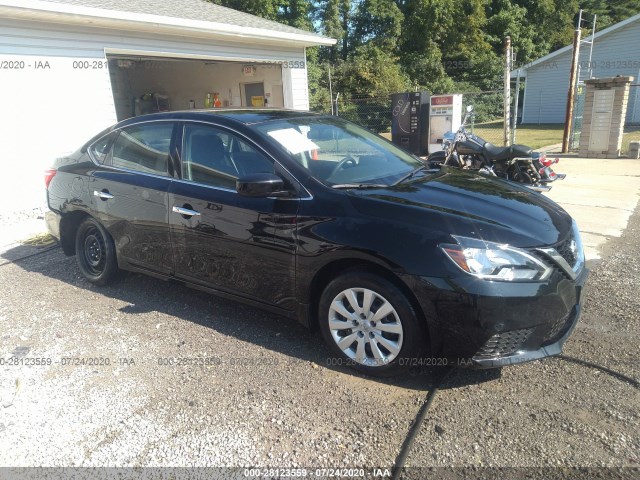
0 55 117 214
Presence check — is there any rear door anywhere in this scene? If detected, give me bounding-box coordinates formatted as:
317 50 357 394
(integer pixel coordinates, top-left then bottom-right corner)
89 121 176 275
169 121 300 310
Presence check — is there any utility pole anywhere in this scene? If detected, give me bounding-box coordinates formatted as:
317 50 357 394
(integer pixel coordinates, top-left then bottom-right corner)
512 68 521 144
562 11 583 153
328 63 334 115
503 36 512 146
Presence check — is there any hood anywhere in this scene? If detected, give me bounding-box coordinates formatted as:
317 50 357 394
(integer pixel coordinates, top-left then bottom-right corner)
347 168 572 247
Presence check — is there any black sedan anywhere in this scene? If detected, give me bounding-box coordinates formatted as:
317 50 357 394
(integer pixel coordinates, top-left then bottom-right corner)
45 110 588 376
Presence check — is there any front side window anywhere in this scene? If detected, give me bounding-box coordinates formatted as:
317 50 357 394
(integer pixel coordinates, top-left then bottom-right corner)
111 123 173 176
181 124 275 189
256 117 422 186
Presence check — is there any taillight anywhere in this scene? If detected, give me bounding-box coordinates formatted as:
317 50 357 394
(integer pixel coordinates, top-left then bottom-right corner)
541 156 553 167
539 167 545 174
44 168 57 189
554 157 560 164
550 172 557 178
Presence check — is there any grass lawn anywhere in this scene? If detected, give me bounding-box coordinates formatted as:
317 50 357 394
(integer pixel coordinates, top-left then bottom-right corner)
622 126 640 154
380 122 639 154
472 120 565 150
379 121 564 150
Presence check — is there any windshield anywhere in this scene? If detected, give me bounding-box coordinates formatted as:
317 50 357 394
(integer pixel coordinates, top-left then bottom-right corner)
255 116 422 186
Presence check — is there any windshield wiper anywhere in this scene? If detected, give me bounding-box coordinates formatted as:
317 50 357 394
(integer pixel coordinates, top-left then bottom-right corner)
331 183 388 190
393 164 433 186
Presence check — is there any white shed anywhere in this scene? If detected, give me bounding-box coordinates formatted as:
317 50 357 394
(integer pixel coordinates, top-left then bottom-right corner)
0 0 334 214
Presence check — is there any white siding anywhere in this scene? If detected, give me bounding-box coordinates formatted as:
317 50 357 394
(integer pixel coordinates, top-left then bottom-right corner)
522 19 640 124
282 64 310 110
0 17 309 213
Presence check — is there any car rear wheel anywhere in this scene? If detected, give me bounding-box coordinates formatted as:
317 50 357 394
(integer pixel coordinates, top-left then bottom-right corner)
75 217 119 286
319 271 423 377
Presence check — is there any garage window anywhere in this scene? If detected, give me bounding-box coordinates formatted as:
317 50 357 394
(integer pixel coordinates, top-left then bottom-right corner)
111 123 174 176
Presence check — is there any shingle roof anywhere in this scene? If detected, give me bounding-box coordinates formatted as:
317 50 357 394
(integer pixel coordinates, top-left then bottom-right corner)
40 0 328 39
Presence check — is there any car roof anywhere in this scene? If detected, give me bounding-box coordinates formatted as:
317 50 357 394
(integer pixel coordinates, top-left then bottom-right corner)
117 109 325 128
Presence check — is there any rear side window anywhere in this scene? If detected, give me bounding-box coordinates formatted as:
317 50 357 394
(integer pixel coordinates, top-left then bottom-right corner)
111 123 174 176
89 131 118 164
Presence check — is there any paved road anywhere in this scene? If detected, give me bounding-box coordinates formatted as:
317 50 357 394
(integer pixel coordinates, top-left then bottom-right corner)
544 157 640 260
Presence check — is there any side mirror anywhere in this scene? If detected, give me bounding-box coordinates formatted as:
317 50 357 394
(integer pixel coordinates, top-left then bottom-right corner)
236 173 289 198
467 105 474 112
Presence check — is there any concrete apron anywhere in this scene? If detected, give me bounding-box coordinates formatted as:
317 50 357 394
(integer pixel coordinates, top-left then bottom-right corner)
544 157 640 260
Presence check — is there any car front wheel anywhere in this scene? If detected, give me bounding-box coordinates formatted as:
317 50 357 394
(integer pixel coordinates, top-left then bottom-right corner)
319 271 423 376
75 217 119 286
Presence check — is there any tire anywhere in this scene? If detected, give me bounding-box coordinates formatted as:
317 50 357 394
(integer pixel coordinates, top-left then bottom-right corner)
426 151 446 169
318 270 424 377
512 171 533 184
75 217 120 286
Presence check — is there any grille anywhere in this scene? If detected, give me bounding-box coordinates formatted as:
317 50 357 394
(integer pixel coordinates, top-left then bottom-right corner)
555 231 577 268
474 328 534 358
543 311 572 344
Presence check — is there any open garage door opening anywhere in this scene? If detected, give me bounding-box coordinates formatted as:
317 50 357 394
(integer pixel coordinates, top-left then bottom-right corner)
106 54 286 121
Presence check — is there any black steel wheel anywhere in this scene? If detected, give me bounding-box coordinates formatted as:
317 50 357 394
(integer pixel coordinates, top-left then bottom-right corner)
75 217 119 285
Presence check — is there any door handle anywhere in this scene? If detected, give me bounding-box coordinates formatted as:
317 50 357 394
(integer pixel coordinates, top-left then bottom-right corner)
172 205 201 217
94 190 114 200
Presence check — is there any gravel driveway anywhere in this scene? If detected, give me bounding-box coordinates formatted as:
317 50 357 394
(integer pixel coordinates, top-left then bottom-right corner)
0 208 638 477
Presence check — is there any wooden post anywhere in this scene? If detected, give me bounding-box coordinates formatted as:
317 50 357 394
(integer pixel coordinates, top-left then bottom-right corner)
512 69 521 144
562 20 582 153
503 36 512 146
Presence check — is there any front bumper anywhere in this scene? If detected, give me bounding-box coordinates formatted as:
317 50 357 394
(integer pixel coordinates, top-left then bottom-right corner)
470 302 581 368
403 265 589 368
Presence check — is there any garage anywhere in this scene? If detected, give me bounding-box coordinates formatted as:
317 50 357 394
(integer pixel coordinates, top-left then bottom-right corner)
0 0 334 215
106 55 288 120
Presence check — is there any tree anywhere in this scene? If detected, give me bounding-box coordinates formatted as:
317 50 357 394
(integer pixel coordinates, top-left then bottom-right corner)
207 0 640 104
280 0 313 30
332 43 410 97
316 0 346 63
352 0 404 51
208 0 282 20
579 1 640 30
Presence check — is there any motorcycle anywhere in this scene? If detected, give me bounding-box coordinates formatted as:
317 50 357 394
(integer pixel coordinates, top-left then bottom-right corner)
427 106 565 190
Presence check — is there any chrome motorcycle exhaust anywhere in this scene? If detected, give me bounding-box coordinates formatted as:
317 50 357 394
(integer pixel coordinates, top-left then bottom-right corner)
527 184 552 193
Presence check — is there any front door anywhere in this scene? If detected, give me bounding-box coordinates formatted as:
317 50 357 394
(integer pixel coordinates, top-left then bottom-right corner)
168 122 299 310
90 121 176 275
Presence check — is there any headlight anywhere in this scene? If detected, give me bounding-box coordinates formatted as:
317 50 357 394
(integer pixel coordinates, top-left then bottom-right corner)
571 220 585 272
440 235 552 281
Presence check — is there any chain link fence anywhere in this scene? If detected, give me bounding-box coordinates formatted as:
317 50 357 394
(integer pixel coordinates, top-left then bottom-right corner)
311 96 393 134
311 91 508 145
461 91 505 146
623 84 640 155
569 83 587 150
